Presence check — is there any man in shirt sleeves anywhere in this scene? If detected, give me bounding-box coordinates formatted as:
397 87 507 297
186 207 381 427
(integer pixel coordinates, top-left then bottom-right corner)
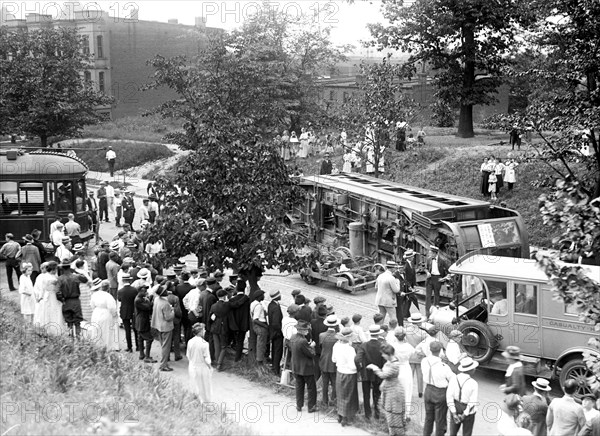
425 245 449 318
106 146 116 177
422 341 455 436
446 357 479 436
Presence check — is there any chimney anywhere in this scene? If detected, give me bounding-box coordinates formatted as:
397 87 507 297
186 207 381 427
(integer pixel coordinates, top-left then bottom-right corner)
195 16 206 27
168 18 178 24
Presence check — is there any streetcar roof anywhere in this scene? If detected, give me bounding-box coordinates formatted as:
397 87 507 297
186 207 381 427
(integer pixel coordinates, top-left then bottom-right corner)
449 254 600 283
302 173 489 214
0 150 88 181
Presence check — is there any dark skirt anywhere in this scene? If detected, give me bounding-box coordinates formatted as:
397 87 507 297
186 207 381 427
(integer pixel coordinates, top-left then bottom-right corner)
336 372 359 418
480 171 491 195
62 298 83 324
496 174 504 190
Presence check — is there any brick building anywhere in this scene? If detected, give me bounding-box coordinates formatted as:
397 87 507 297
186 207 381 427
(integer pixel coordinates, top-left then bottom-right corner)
2 8 218 119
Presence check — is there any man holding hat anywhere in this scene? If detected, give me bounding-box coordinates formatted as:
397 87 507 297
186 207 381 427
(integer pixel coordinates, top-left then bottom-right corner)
425 245 449 318
446 357 479 436
228 281 251 362
117 273 139 352
355 324 386 421
268 289 284 375
319 315 340 407
521 378 551 436
375 260 401 323
57 258 89 338
421 341 455 436
290 320 318 413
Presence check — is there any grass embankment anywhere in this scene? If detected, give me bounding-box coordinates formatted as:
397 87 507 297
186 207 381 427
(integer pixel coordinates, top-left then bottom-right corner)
82 114 182 143
0 296 248 436
228 357 423 435
298 128 557 247
71 140 174 173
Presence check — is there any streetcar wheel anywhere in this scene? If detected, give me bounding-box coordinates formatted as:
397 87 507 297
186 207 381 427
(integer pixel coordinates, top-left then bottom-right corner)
334 247 353 259
560 359 594 399
458 320 498 364
338 272 355 293
300 268 319 285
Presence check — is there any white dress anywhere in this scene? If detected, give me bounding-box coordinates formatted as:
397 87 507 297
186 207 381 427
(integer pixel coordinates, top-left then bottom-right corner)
505 162 518 183
342 152 354 173
393 341 415 410
76 268 93 322
187 336 213 404
90 290 120 350
34 272 66 336
18 275 36 315
298 132 310 158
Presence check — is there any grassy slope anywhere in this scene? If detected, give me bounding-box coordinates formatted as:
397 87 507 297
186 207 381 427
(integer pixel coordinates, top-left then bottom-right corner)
300 128 557 248
0 297 248 436
81 114 182 143
73 140 174 172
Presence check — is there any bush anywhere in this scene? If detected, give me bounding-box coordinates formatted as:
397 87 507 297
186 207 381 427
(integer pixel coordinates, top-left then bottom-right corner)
67 140 174 172
430 101 455 127
0 297 249 435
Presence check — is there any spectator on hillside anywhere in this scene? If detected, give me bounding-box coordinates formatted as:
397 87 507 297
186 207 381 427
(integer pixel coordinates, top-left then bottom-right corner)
106 146 117 177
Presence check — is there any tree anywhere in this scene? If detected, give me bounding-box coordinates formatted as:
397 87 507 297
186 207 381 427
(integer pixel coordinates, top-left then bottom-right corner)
368 0 534 138
0 27 112 147
143 16 343 290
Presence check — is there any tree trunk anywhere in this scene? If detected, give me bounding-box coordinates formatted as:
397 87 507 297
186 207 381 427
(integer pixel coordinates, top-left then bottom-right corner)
457 25 476 138
457 104 474 138
40 134 48 147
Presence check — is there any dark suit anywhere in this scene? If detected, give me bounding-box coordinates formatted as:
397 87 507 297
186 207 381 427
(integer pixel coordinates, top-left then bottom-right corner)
395 265 419 325
268 300 284 374
425 255 449 317
521 393 549 436
175 282 193 343
355 338 385 419
290 332 317 410
319 329 338 405
210 300 230 368
134 293 154 359
229 292 250 361
310 316 328 380
118 284 139 351
199 289 218 359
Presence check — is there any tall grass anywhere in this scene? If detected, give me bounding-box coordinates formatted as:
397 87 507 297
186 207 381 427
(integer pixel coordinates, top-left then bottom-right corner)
82 114 182 143
68 140 174 172
0 297 250 435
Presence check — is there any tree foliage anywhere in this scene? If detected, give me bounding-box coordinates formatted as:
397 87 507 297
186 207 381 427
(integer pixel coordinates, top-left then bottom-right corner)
368 0 534 138
143 12 346 289
0 26 112 146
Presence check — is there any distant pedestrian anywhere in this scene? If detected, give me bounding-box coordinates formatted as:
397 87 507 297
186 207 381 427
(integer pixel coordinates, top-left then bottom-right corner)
509 127 521 150
187 323 213 404
106 146 116 177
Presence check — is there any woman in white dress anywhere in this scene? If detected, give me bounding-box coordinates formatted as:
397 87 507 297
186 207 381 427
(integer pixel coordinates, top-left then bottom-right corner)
391 327 415 416
505 158 519 190
90 280 120 351
18 262 36 323
187 323 213 404
34 261 65 336
298 128 310 158
342 150 355 173
289 131 299 157
76 262 95 322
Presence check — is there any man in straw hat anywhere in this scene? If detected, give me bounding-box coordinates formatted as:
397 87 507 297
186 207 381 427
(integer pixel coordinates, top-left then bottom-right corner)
289 320 318 413
151 285 175 371
375 260 401 323
406 313 428 398
424 244 449 318
398 249 419 324
319 315 340 407
446 357 479 436
355 324 386 421
422 341 454 436
521 378 551 436
332 326 359 426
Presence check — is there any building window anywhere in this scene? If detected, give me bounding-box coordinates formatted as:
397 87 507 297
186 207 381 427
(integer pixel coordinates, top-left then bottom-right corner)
329 90 335 101
81 35 90 55
84 71 91 83
96 35 103 58
98 72 105 93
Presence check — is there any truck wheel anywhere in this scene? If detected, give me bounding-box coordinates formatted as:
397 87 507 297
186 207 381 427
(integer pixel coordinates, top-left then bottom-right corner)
560 359 594 398
458 320 498 364
300 268 319 285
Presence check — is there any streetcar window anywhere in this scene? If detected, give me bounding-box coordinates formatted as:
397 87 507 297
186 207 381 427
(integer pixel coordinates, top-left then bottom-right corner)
0 182 18 215
74 180 86 212
18 182 44 215
56 181 74 211
47 183 57 213
461 225 482 251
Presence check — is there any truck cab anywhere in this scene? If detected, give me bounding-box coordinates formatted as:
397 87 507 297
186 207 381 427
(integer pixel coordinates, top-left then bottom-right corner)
430 253 599 397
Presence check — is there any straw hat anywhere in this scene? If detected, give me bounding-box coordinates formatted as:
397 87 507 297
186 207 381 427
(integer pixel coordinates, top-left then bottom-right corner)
458 357 479 372
531 378 551 391
324 315 339 327
403 249 416 259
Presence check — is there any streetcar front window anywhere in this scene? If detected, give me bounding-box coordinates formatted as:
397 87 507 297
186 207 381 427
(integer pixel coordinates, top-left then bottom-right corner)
0 182 18 215
18 182 44 215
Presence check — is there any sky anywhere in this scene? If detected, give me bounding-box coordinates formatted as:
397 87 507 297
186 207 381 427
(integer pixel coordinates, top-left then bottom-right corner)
3 1 391 53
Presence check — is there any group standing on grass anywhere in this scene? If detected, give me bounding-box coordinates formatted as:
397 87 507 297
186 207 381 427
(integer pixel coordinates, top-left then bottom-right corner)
480 155 519 201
